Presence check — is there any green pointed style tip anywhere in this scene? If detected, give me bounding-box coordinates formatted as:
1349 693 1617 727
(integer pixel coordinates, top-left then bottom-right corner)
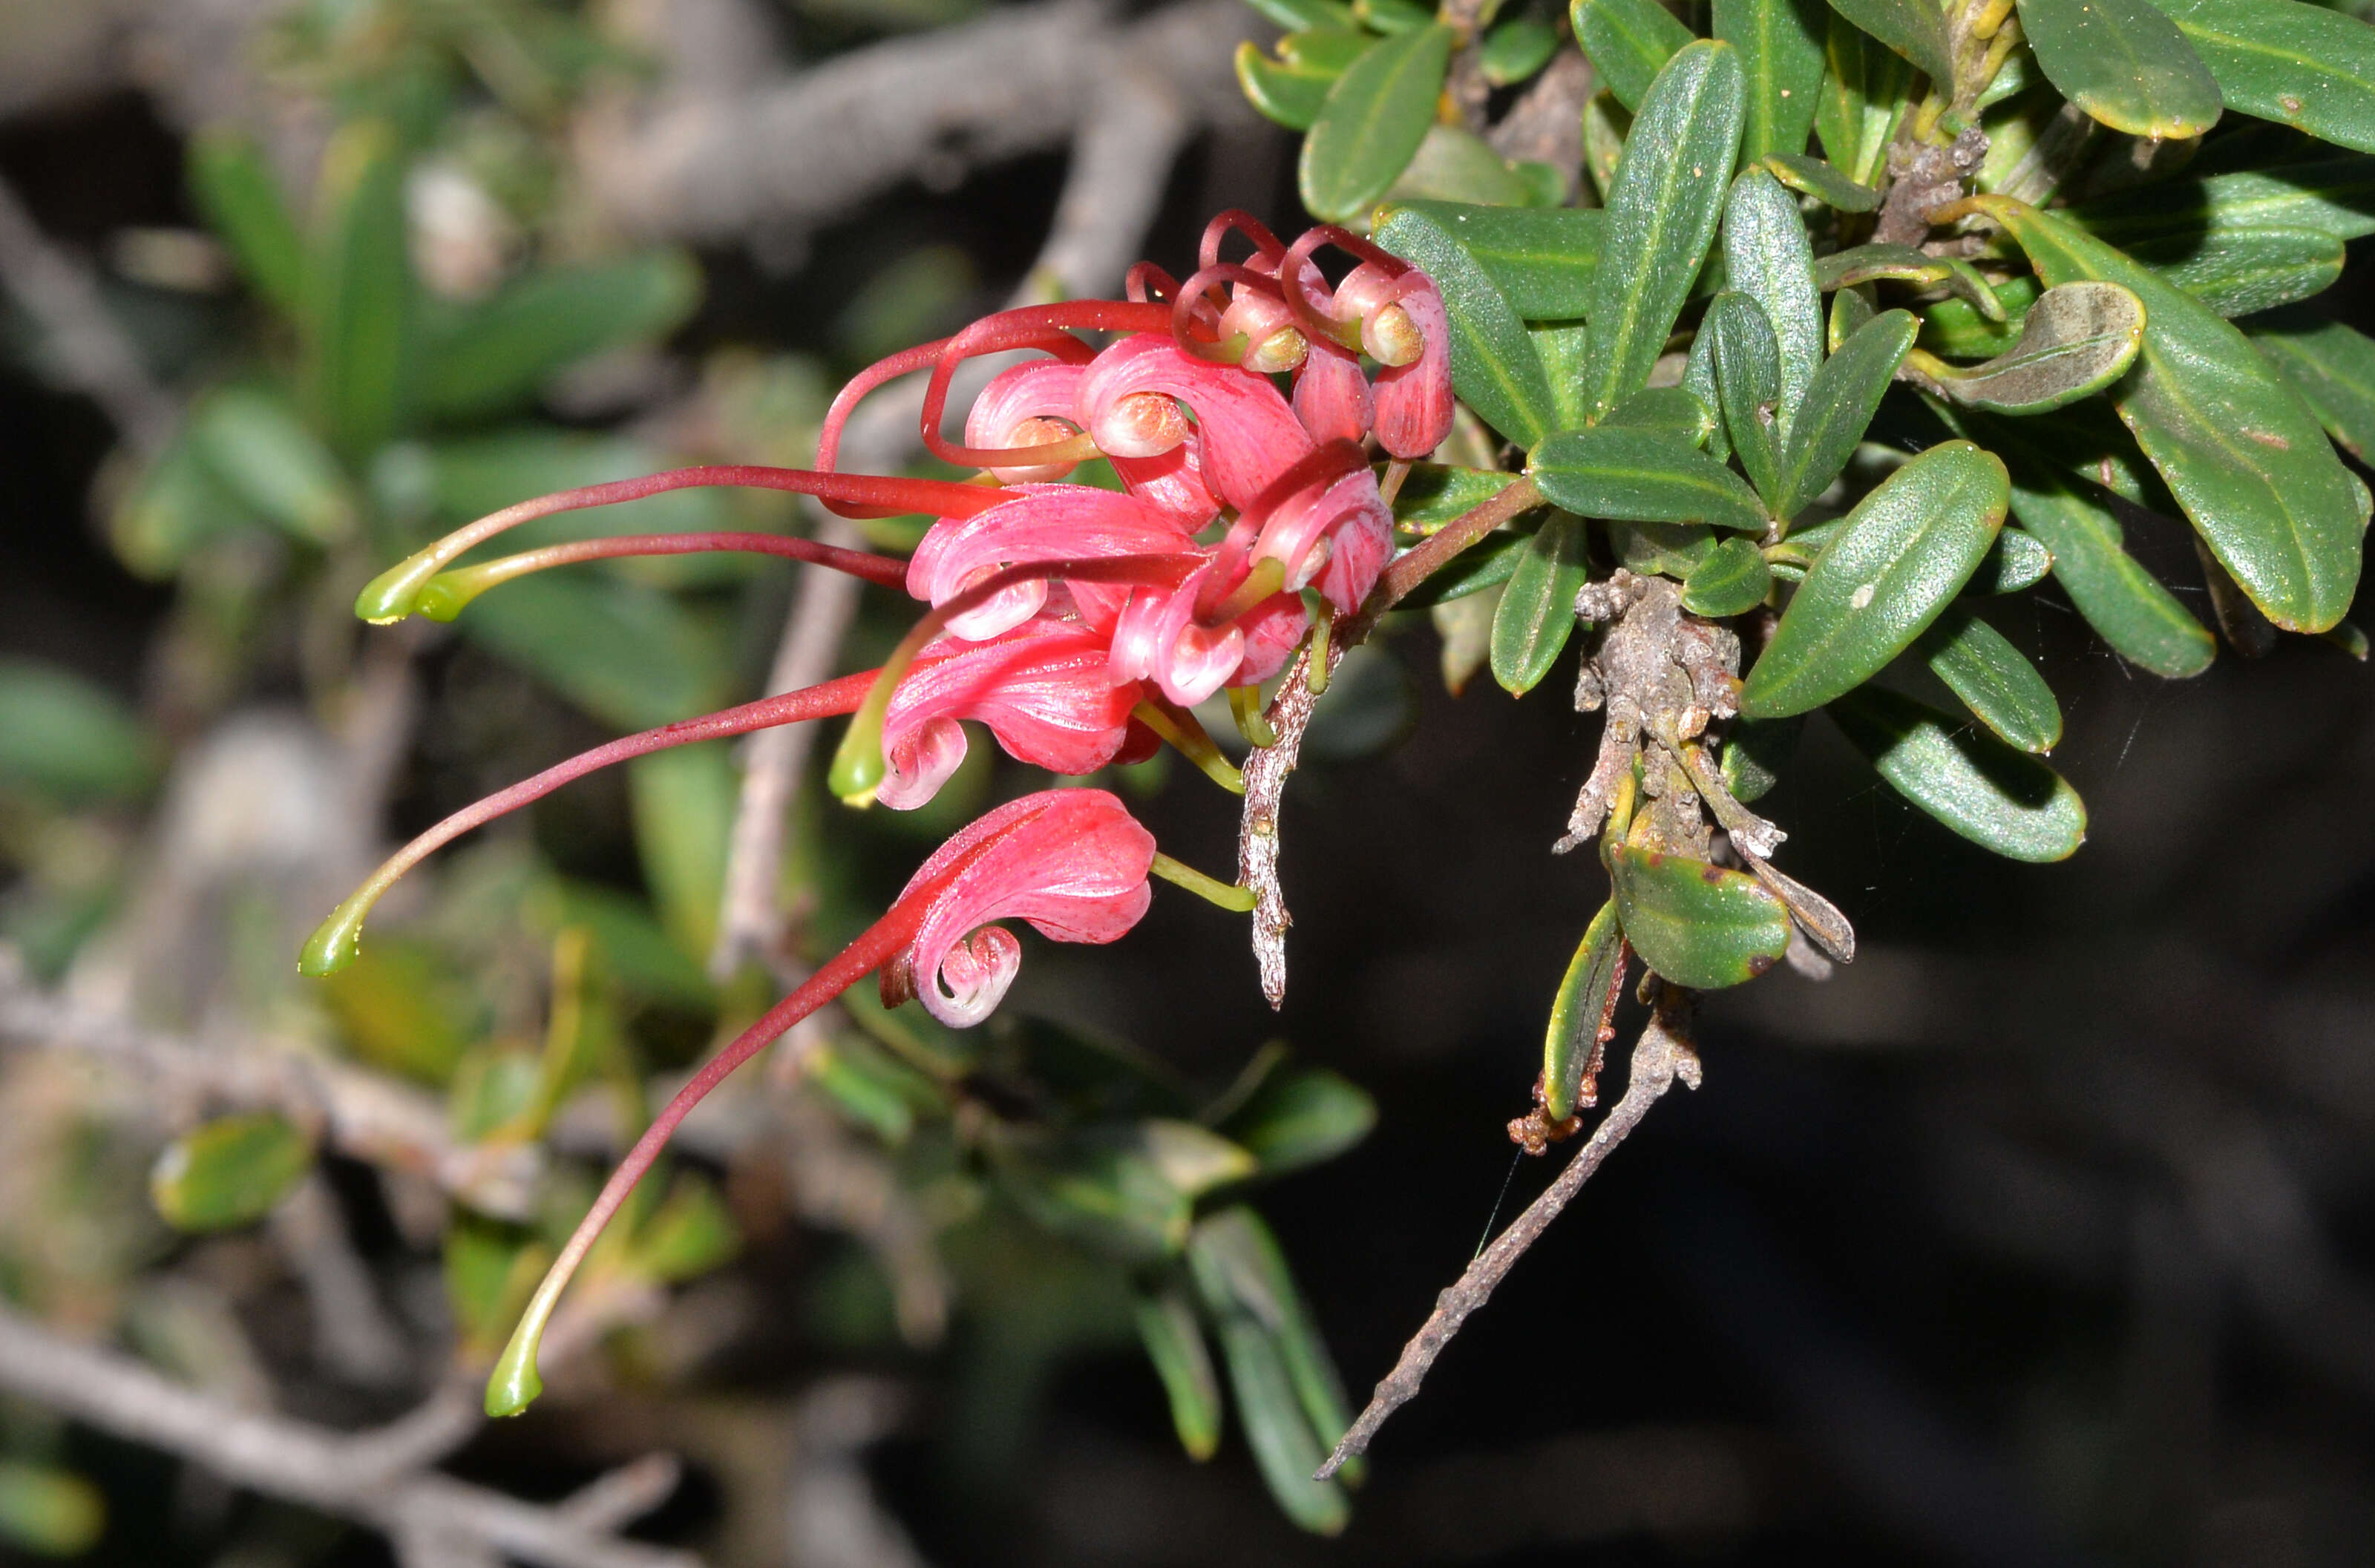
826 722 887 804
484 1322 545 1417
297 893 375 977
353 550 447 625
412 572 479 623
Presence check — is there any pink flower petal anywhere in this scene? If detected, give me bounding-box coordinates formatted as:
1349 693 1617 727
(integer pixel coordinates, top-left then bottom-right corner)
1372 275 1454 459
1292 340 1374 447
908 485 1202 642
1078 335 1313 512
880 620 1145 809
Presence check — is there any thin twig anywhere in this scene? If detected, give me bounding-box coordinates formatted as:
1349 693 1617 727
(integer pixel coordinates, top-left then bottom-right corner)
0 168 176 455
1316 991 1703 1479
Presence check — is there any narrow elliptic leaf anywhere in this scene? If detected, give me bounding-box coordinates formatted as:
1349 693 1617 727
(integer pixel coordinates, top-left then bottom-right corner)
1491 513 1591 694
1740 440 2008 717
1683 535 1775 614
1205 1312 1349 1532
304 119 413 459
1396 526 1537 605
1136 1286 1224 1462
2149 0 2375 154
2247 309 2375 459
1583 89 1632 202
1392 463 1527 532
1300 22 1455 222
1828 282 1876 355
1389 125 1542 207
1243 0 1357 28
1527 425 1770 529
1722 168 1824 420
1706 292 1785 504
2126 225 2345 318
1542 902 1626 1119
1614 520 1719 576
1817 13 1916 187
151 1114 315 1232
1970 526 2054 594
187 130 306 319
1817 243 2005 319
1763 151 1881 211
1216 1063 1378 1175
1375 204 1559 445
1778 307 1917 517
1825 0 1956 84
1483 16 1562 83
1914 604 2064 751
1583 42 1748 421
187 384 356 547
1720 713 1804 802
1357 0 1432 31
1607 843 1792 989
2071 157 2375 246
1683 324 1732 460
1717 0 1827 160
1236 39 1336 129
1535 320 1593 430
2016 0 2222 138
629 739 736 963
1831 686 2089 862
461 571 734 732
1378 201 1604 318
0 659 159 805
1919 275 2045 360
1571 0 1697 110
1601 384 1717 447
1983 197 2365 632
1913 281 2144 414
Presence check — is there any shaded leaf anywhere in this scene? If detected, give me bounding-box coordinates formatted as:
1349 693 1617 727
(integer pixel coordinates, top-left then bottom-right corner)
151 1114 314 1232
1601 384 1717 446
2071 156 2375 246
1919 274 2045 359
1706 291 1785 502
419 252 701 420
1491 513 1591 694
632 1173 741 1282
1136 1285 1224 1461
1720 713 1804 801
1570 0 1696 109
0 659 159 804
1483 16 1562 83
303 119 412 459
458 571 733 732
1375 205 1559 445
1614 519 1719 576
1722 168 1824 420
2128 224 2345 317
1763 151 1881 210
1831 686 2089 861
1778 306 1918 516
1915 604 2064 751
1300 22 1456 222
1683 535 1775 613
1388 124 1544 207
2247 309 2375 458
186 130 305 318
1816 13 1916 186
1235 30 1376 131
1717 0 1827 160
1913 280 2144 413
1826 0 1956 83
2017 0 2222 137
1378 202 1604 318
629 738 736 963
1528 425 1769 529
1971 525 2055 593
1391 462 1527 531
1818 243 2005 318
1216 1064 1378 1176
1542 901 1625 1119
1395 528 1538 605
189 384 356 546
2150 0 2375 154
1608 843 1792 989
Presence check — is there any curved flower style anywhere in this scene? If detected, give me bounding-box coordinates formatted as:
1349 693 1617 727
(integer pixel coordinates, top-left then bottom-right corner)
878 788 1156 1025
879 620 1147 809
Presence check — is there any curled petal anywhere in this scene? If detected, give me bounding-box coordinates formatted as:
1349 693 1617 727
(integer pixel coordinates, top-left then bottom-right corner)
924 925 1022 1026
1250 465 1395 614
1109 565 1245 708
1109 445 1220 533
1234 591 1311 688
1292 340 1373 447
967 361 1090 482
880 619 1145 809
1371 274 1454 459
908 486 1202 641
1078 335 1312 513
879 716 972 811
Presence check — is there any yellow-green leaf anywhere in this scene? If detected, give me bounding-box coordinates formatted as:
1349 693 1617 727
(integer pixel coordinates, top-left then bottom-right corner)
1542 901 1626 1118
1300 22 1456 222
1826 0 1955 85
1136 1285 1223 1461
151 1113 315 1232
2016 0 2222 138
1831 686 2088 861
1816 13 1916 186
1608 843 1792 989
304 119 412 459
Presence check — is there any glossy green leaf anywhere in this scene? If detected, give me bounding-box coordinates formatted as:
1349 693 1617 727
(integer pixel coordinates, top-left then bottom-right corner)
459 571 733 732
0 659 159 805
187 130 306 319
2149 0 2375 154
1534 320 1594 429
1614 520 1720 576
2247 309 2375 459
1831 686 2088 861
1389 124 1543 207
1741 440 2008 717
1919 275 2045 359
1707 292 1785 502
1542 901 1625 1119
189 384 356 546
1683 535 1775 613
2128 225 2345 317
1825 0 1956 84
1915 604 2063 751
1300 22 1455 222
1483 16 1562 83
1607 843 1792 988
1817 13 1916 186
1723 168 1824 420
151 1113 315 1232
1571 0 1696 109
1763 151 1881 210
1491 513 1591 694
1828 281 1877 355
1136 1285 1224 1462
1601 384 1717 447
1391 462 1527 531
2017 0 2222 137
1356 0 1432 30
2071 157 2375 246
1235 31 1375 131
1242 0 1356 28
304 119 413 459
1375 206 1559 445
1717 0 1827 159
1817 243 2005 318
1378 202 1604 318
1778 307 1918 516
1683 321 1732 460
419 252 701 421
1583 42 1748 420
1720 713 1804 801
1398 528 1536 606
1985 197 2366 632
1527 425 1769 528
1971 525 2054 593
1913 280 2144 413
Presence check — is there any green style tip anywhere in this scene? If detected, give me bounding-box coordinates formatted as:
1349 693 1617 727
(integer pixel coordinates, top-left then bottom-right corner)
484 1322 545 1417
353 549 448 625
826 722 887 805
412 571 479 623
298 891 375 977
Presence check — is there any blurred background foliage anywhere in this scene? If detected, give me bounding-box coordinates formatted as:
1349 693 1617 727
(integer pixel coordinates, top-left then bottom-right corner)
0 0 2371 1565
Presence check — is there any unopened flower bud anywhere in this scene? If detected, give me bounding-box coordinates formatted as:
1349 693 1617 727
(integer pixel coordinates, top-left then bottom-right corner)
1095 390 1193 458
991 416 1084 483
1363 302 1426 368
1245 327 1309 374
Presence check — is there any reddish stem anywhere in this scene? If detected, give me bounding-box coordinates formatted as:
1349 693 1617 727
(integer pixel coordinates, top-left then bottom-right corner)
1199 210 1288 271
918 301 1174 468
445 531 911 595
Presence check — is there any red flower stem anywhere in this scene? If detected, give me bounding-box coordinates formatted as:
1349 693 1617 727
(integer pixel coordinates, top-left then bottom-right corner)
298 670 880 977
918 301 1176 468
1199 209 1288 271
419 531 911 620
1170 262 1282 364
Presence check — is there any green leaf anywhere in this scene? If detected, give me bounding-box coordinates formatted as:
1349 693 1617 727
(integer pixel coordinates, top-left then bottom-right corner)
1136 1285 1224 1462
1378 202 1604 318
416 430 734 580
2247 309 2375 459
2017 0 2222 137
1001 1132 1194 1261
303 119 413 459
1683 324 1732 460
2149 0 2375 153
1829 281 1877 355
0 659 159 804
1984 197 2366 632
1392 462 1527 530
1707 292 1786 502
419 252 701 421
1817 243 2005 318
1817 13 1916 186
629 738 736 964
1763 151 1882 210
187 130 306 319
1236 33 1369 131
1614 519 1719 576
459 571 733 732
1971 525 2054 593
1388 124 1543 207
1913 280 2144 413
1535 320 1594 430
1717 0 1827 160
1914 604 2063 751
317 940 476 1083
1683 535 1775 613
1397 529 1538 605
1483 16 1562 83
1356 0 1432 30
531 877 717 1011
1584 88 1632 200
1216 1064 1377 1175
1825 0 1956 83
1741 440 2008 717
1919 275 2045 359
1720 713 1804 801
1607 843 1792 988
150 1113 315 1232
1242 0 1357 28
1601 384 1717 446
1491 512 1591 694
2128 225 2345 317
1777 307 1918 517
1528 425 1769 528
1300 22 1456 222
1722 169 1824 421
1374 205 1559 445
2071 157 2375 246
631 1172 741 1282
1583 42 1748 421
0 1462 104 1558
1570 0 1696 109
1831 686 2088 860
188 384 356 546
1542 901 1625 1119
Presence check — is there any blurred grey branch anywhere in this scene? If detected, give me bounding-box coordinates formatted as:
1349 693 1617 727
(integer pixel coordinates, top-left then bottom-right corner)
0 167 176 455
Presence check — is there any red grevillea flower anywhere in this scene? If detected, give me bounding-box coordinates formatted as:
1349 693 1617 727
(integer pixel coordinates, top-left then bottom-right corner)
905 485 1202 642
878 788 1156 1025
1077 335 1314 512
879 620 1148 809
